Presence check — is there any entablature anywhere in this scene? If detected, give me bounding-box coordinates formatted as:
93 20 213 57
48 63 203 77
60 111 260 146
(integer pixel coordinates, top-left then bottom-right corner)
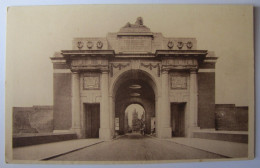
155 50 207 58
161 58 199 71
117 32 154 37
51 49 211 73
158 50 207 71
61 50 115 57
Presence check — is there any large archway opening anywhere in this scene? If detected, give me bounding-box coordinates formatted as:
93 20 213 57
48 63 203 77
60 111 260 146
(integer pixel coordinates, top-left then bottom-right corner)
113 70 156 136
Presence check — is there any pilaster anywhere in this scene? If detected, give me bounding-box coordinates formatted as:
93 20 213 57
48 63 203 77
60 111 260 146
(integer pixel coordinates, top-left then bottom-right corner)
160 68 172 138
99 70 112 140
188 69 199 137
71 71 82 138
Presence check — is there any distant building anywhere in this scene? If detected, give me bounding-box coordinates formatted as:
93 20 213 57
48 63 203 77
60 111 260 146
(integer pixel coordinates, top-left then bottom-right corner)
132 110 140 132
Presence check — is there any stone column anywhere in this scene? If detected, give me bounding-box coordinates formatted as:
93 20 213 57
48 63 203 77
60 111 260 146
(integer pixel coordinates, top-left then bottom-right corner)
160 69 172 138
99 70 112 140
189 69 199 137
71 71 82 138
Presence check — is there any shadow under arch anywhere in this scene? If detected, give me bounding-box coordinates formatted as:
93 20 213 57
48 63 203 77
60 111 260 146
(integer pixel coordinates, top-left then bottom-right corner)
112 70 157 136
111 69 158 98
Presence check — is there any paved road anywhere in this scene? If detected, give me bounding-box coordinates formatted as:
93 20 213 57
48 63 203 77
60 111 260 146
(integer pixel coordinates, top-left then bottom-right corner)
51 133 226 161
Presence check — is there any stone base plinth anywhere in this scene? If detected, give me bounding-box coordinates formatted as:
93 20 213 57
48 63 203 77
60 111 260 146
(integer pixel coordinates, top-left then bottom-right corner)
14 132 77 147
53 130 74 134
53 128 83 139
159 127 172 139
193 130 248 143
188 126 200 138
99 128 112 141
72 128 84 138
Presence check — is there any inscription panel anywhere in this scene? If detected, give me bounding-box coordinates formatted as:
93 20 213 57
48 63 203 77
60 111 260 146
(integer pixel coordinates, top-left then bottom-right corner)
118 36 152 52
83 73 100 90
170 73 188 89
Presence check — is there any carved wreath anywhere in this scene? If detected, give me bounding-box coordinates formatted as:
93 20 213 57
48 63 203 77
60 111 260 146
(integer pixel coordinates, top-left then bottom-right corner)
86 41 93 49
186 41 193 49
96 41 103 49
177 41 184 49
77 41 84 50
167 41 174 49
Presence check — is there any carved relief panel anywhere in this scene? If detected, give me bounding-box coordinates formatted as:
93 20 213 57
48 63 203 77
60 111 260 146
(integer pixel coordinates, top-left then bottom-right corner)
170 73 188 89
169 72 189 102
118 36 152 52
83 73 100 90
140 62 161 77
73 38 108 50
110 62 130 77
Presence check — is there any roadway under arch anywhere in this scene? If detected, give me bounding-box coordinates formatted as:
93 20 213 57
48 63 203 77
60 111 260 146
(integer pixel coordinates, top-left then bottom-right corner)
113 70 156 136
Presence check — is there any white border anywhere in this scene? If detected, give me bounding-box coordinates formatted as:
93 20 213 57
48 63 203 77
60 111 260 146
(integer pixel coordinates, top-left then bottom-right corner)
0 1 259 168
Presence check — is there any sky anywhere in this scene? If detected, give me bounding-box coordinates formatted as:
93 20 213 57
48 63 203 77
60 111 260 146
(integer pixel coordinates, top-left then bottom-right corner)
5 5 253 108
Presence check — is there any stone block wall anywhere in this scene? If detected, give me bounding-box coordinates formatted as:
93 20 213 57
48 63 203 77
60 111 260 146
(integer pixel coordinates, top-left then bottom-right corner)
13 106 53 134
53 73 72 130
215 104 248 131
198 72 215 128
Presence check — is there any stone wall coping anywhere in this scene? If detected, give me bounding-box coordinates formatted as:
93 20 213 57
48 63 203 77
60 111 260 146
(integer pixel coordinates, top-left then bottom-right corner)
215 104 236 107
193 130 248 135
61 50 115 58
117 32 154 37
155 50 207 60
13 132 75 138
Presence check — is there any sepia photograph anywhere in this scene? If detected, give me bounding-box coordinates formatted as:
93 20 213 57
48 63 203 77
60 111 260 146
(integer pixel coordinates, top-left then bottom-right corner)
4 4 254 164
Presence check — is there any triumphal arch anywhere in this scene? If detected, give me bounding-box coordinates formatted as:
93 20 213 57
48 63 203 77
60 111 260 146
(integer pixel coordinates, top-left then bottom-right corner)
51 17 217 140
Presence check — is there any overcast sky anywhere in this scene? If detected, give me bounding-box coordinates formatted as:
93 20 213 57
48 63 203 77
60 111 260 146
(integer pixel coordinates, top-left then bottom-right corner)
5 5 253 108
